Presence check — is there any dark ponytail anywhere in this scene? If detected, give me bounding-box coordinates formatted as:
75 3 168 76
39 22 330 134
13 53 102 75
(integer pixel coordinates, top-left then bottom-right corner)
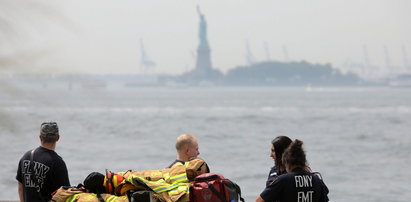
282 139 307 169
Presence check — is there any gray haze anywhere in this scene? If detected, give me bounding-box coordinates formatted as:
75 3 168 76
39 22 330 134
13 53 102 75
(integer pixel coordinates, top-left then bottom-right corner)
1 0 411 75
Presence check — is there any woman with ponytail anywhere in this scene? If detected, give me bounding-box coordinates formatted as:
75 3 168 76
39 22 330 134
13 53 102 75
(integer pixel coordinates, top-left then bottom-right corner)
256 139 329 202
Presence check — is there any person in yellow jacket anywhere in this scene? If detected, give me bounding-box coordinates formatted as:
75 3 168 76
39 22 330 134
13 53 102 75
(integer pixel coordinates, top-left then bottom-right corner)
110 157 209 202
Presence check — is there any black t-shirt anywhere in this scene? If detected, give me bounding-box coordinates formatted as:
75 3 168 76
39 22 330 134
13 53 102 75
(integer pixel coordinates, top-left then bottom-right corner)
260 168 329 202
16 146 70 201
266 166 287 187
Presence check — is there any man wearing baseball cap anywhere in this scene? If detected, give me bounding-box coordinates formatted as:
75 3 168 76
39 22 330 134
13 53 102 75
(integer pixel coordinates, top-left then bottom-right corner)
16 122 70 202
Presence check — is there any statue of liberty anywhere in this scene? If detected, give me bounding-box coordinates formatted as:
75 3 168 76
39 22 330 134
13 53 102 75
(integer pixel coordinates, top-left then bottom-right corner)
197 5 209 48
192 5 218 79
182 6 222 82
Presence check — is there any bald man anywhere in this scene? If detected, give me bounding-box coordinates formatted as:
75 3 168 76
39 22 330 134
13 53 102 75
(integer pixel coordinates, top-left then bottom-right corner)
168 134 200 168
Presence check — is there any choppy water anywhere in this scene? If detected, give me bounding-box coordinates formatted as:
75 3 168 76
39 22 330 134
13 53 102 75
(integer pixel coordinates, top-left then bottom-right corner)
1 86 410 201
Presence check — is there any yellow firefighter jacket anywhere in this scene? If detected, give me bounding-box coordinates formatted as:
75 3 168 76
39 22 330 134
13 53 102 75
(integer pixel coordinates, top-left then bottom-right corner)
121 157 209 202
51 187 128 202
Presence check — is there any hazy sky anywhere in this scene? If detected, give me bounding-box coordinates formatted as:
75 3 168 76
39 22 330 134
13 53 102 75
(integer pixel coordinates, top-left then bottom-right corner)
2 0 411 74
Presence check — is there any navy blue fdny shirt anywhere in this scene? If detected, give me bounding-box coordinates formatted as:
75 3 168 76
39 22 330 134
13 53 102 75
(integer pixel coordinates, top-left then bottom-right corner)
261 168 329 202
266 166 287 187
16 146 70 201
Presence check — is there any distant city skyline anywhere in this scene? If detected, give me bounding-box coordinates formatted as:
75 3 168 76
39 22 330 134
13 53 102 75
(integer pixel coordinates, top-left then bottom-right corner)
1 0 410 76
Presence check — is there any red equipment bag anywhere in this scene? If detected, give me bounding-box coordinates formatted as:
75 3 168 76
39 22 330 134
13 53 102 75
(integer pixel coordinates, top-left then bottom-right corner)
189 173 245 202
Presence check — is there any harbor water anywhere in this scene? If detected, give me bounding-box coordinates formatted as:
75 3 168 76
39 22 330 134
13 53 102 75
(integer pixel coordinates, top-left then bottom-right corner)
1 86 410 201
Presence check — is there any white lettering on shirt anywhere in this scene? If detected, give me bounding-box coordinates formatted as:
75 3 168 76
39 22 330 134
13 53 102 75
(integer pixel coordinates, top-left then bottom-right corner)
294 175 312 187
297 191 314 202
21 160 50 188
295 175 314 202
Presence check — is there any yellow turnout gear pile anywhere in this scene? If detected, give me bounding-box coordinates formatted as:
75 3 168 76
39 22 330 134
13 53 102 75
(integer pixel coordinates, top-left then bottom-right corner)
66 193 128 202
51 187 127 202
